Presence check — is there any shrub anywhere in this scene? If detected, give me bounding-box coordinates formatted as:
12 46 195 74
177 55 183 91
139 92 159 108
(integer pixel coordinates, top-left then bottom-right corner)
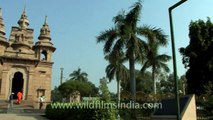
45 102 116 120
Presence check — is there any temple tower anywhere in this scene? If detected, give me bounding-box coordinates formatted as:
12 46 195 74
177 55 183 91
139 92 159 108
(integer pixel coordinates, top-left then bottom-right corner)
0 8 56 108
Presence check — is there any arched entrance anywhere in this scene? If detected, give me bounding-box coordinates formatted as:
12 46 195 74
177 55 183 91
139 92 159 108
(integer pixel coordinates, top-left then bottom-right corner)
11 72 24 99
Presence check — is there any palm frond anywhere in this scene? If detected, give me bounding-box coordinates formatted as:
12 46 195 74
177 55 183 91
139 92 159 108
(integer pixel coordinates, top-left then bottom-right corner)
97 28 114 43
113 10 125 24
126 1 142 26
106 64 116 81
156 54 171 62
137 25 155 42
140 61 149 74
152 27 168 46
159 62 170 73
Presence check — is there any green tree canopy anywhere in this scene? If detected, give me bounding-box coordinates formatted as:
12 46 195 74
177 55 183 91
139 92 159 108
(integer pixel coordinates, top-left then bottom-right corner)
51 86 62 102
159 73 178 94
180 18 213 95
121 70 153 93
58 68 98 98
58 80 98 99
157 73 185 96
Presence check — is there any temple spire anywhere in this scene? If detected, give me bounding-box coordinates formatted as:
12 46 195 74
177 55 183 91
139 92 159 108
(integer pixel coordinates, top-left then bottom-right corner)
44 15 48 25
35 16 55 50
0 8 7 45
0 8 6 36
0 8 2 17
18 7 29 29
38 16 51 41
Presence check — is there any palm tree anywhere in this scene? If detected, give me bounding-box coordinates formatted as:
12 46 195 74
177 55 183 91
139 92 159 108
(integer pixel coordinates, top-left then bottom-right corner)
97 1 147 99
69 67 88 82
105 53 129 103
140 26 171 94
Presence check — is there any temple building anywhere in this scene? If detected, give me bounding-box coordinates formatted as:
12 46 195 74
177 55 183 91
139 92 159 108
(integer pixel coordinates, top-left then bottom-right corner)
0 8 55 108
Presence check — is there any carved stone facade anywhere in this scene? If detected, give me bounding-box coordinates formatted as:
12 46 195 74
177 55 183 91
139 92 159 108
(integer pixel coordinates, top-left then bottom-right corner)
0 8 55 107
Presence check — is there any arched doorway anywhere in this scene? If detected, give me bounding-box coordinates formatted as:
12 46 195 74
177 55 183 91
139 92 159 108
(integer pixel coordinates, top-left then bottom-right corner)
11 72 24 99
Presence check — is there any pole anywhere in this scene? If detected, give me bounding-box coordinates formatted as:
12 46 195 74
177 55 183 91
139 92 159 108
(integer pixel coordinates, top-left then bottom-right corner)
60 68 64 85
168 0 187 120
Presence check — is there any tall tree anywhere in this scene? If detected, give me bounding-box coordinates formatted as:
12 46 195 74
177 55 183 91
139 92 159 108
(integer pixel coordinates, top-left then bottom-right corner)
99 77 111 102
97 1 152 99
140 26 171 94
69 67 88 82
180 18 213 95
105 53 129 103
179 75 187 95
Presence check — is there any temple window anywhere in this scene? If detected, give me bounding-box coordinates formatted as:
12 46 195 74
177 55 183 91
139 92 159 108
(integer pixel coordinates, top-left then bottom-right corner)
41 50 47 61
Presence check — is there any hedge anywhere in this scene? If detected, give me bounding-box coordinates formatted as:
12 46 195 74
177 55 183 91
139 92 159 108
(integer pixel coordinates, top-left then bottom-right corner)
45 103 116 120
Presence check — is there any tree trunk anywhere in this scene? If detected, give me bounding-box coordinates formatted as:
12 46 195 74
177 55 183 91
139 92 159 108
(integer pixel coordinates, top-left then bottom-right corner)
129 52 136 100
183 83 186 95
117 79 120 103
152 67 156 94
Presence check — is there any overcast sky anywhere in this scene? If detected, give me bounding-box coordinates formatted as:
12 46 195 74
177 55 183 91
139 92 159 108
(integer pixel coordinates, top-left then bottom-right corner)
1 0 213 93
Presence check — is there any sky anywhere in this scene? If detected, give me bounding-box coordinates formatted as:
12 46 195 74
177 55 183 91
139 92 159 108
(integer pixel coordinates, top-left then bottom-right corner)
1 0 213 93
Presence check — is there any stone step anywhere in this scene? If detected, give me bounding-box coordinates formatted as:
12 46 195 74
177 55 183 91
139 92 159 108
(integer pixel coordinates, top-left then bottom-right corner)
0 100 34 109
0 108 7 113
0 100 45 115
7 108 24 114
6 108 45 114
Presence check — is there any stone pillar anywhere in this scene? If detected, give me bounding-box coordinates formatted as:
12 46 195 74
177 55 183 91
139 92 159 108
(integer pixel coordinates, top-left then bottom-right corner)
0 70 8 99
46 69 52 103
27 71 34 100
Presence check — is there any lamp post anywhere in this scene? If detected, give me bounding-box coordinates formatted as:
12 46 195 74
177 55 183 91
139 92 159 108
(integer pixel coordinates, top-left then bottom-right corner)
168 0 187 120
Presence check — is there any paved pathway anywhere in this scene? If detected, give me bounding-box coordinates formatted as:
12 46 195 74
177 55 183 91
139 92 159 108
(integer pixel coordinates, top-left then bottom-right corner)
0 114 49 120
